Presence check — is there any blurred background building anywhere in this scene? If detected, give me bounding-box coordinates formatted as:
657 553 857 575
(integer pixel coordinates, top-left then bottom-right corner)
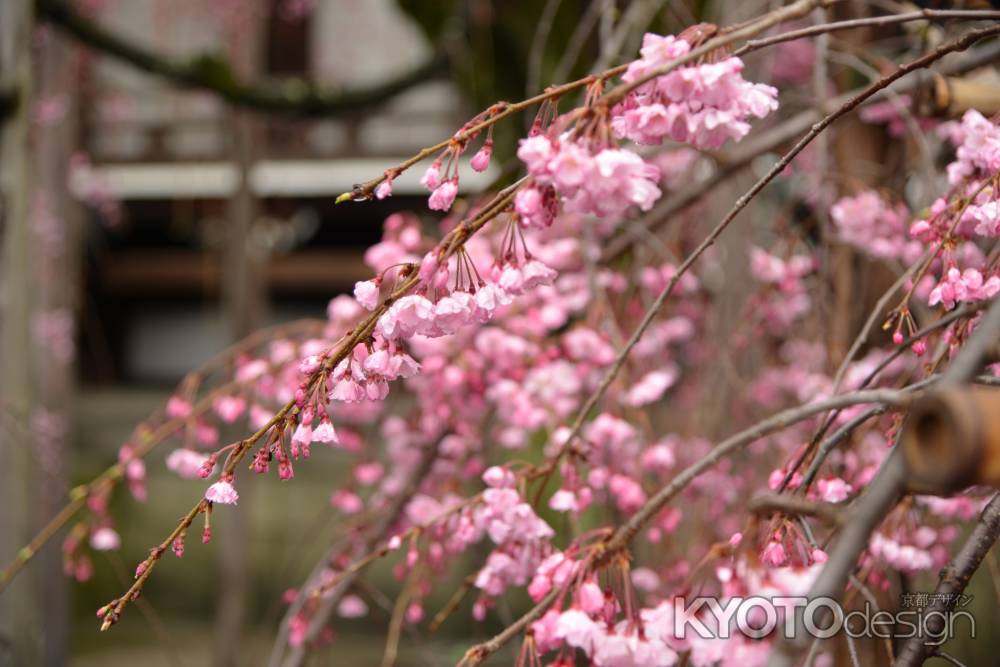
73 0 489 385
3 1 509 665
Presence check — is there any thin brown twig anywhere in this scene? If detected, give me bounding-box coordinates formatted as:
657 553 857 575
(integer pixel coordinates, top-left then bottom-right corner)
831 252 929 394
429 574 477 633
0 319 325 593
460 387 916 665
748 493 846 525
338 0 829 203
894 494 1000 666
553 23 1000 494
98 500 208 630
601 39 1000 262
103 551 187 667
733 8 1000 58
788 302 985 488
449 26 1000 662
98 186 523 632
380 570 418 667
459 588 561 666
769 298 1000 667
272 437 444 667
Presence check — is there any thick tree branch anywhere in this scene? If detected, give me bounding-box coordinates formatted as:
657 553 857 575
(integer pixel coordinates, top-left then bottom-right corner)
894 494 1000 666
748 493 846 525
462 386 926 666
35 0 447 118
767 298 1000 667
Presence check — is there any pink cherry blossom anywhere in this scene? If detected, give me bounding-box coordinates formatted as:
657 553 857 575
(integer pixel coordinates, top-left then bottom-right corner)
337 594 368 618
89 527 121 551
420 160 441 189
761 539 786 566
928 267 1000 309
330 489 363 514
830 191 919 261
205 480 239 505
624 366 678 406
165 396 192 419
482 465 515 488
816 477 852 503
428 179 458 211
312 418 338 444
577 581 604 613
353 279 380 310
514 184 557 228
944 110 1000 185
212 395 246 423
516 136 662 219
354 461 384 485
375 177 393 200
965 200 1000 238
613 33 778 149
166 448 211 479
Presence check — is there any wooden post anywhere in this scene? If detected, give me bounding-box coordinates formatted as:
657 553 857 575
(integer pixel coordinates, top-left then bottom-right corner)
0 1 41 664
216 3 266 665
27 26 81 667
902 387 1000 494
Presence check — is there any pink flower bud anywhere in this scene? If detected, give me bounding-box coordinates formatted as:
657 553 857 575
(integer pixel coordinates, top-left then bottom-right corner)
165 396 192 419
420 160 441 190
299 354 323 375
470 140 492 172
405 603 424 624
577 581 604 614
90 527 121 551
418 252 439 284
198 455 217 479
428 179 459 212
762 540 786 566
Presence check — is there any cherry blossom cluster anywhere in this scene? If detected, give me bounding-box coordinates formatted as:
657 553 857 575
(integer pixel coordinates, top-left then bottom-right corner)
942 109 1000 186
470 468 556 609
928 267 1000 310
747 246 815 334
527 550 830 666
517 134 663 219
612 32 779 149
829 191 921 263
826 117 1000 335
388 111 497 209
511 29 778 225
